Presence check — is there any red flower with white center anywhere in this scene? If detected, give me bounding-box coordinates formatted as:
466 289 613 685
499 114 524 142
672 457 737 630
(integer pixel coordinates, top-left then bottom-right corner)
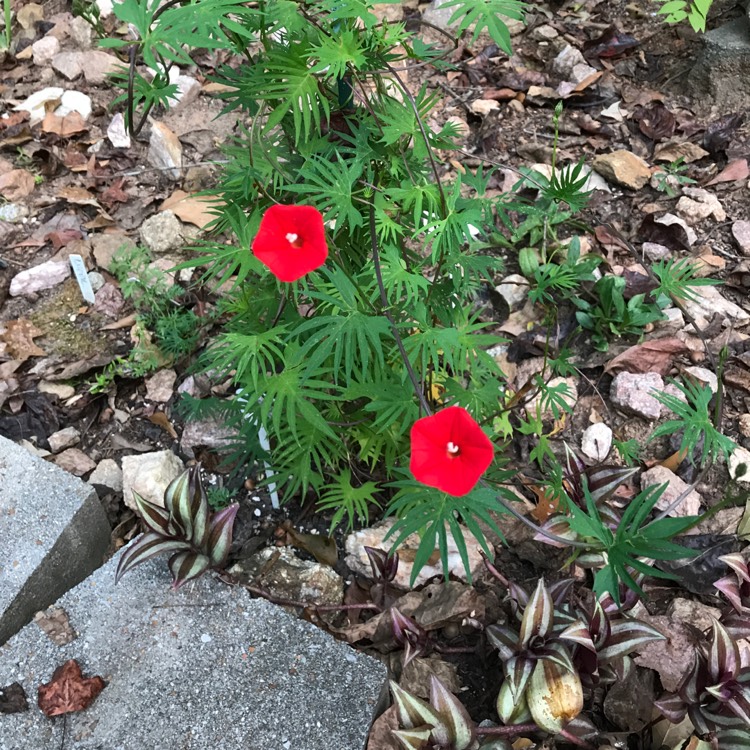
409 406 494 496
251 204 328 283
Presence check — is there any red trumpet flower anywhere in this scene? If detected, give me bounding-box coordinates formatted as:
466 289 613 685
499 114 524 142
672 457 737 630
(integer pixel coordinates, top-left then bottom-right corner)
410 406 494 496
251 204 328 282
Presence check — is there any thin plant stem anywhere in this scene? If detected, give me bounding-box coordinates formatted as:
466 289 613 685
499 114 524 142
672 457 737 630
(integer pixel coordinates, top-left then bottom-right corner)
369 204 432 415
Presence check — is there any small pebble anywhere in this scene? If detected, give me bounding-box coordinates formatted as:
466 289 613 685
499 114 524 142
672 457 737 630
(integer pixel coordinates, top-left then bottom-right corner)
200 633 212 643
253 508 261 517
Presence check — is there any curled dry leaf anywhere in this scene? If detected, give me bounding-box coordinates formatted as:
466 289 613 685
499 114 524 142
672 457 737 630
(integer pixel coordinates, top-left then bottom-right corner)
0 169 36 201
0 682 29 714
37 659 105 717
41 111 88 137
160 189 217 229
706 158 749 186
0 319 46 361
33 606 77 646
604 338 688 376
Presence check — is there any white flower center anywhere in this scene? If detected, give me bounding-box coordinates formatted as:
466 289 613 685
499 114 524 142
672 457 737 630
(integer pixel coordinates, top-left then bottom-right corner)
286 232 299 244
446 441 460 455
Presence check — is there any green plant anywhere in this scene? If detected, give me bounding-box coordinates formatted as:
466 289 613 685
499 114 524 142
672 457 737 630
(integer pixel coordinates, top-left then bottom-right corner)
116 466 239 587
652 378 735 468
655 0 713 32
656 620 750 741
72 0 105 37
2 0 11 50
652 256 720 306
206 484 234 511
101 244 209 385
574 275 664 351
536 448 698 602
613 437 640 466
652 157 697 197
567 480 698 601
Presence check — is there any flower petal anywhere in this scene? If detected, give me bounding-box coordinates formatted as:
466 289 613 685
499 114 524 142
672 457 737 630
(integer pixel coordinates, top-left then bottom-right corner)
410 406 494 496
252 204 328 282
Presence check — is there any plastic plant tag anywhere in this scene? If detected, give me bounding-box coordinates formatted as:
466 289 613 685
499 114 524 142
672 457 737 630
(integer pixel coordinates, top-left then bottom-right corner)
69 254 96 304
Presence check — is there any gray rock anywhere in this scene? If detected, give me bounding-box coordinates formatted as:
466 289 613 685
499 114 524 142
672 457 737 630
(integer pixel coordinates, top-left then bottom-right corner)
9 259 71 296
610 372 664 421
603 667 654 732
88 458 123 493
232 547 344 606
51 51 83 80
32 36 60 66
69 15 94 49
167 75 202 111
148 121 183 180
494 274 529 311
346 517 484 588
0 203 27 222
688 16 750 110
732 220 750 255
655 213 697 246
655 306 685 334
91 232 136 271
106 112 131 149
642 242 671 262
0 436 110 645
144 368 177 402
139 210 184 254
0 551 386 750
593 150 651 190
87 270 105 292
181 417 239 459
81 50 122 85
53 448 96 477
684 365 718 394
550 45 587 78
675 187 726 223
121 450 184 511
681 285 750 327
47 426 81 453
641 465 702 517
581 422 613 462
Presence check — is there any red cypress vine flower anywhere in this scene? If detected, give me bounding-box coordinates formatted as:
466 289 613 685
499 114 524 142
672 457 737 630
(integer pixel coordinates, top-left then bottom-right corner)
251 204 328 282
410 406 494 496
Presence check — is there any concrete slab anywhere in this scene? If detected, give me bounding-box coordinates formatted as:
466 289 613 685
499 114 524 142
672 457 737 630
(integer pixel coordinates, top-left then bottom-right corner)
0 436 110 646
0 550 387 749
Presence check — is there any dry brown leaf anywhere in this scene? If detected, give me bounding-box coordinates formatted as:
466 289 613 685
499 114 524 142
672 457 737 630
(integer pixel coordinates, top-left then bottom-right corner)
0 682 28 714
0 169 35 201
653 141 709 163
160 190 217 229
658 448 689 473
148 411 178 439
604 338 688 376
1 319 46 361
283 525 338 567
0 361 22 409
41 111 88 137
365 704 400 750
706 158 749 185
101 313 138 330
34 606 77 646
573 70 602 92
37 659 105 717
57 186 100 207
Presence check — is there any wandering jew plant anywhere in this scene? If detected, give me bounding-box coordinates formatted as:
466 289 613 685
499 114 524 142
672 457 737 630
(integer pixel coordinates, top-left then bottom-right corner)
116 466 239 588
